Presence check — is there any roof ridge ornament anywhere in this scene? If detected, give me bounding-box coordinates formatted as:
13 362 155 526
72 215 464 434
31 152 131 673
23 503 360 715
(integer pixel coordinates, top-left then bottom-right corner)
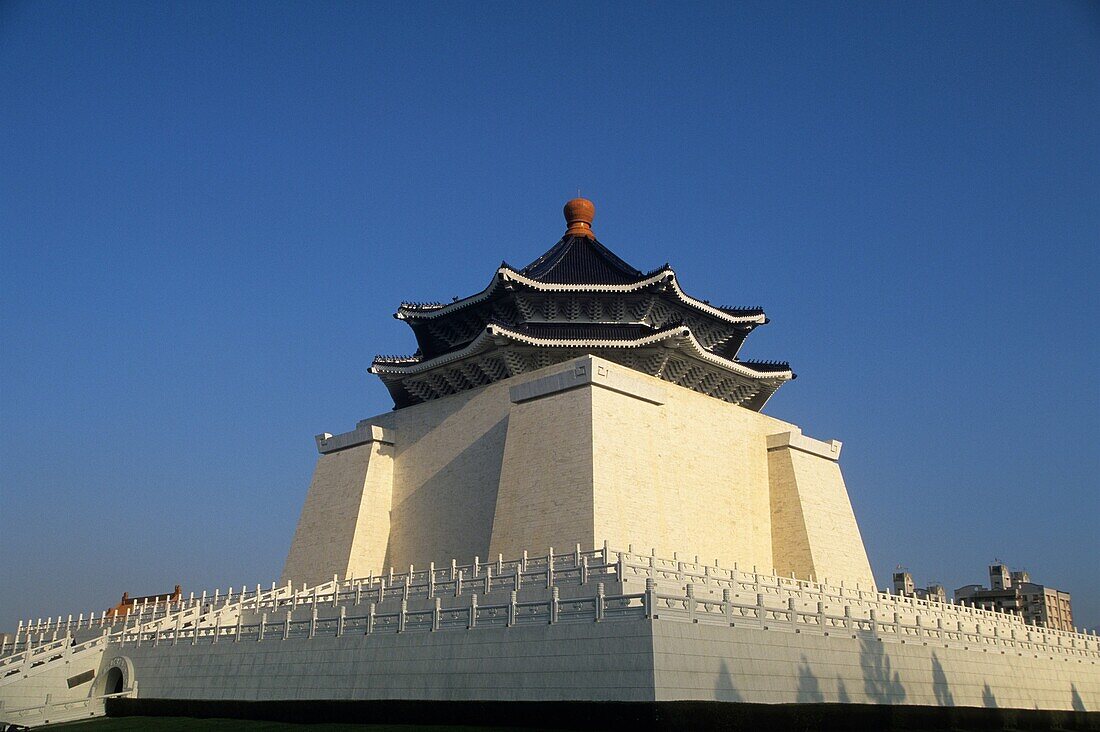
564 197 596 238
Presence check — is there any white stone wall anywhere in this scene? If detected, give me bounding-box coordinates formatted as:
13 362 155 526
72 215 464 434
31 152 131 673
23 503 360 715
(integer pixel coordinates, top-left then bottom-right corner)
588 363 781 572
281 437 394 586
283 356 876 589
99 611 1098 711
768 433 875 588
489 382 595 560
652 621 1097 710
108 623 656 702
11 546 1095 716
0 637 106 726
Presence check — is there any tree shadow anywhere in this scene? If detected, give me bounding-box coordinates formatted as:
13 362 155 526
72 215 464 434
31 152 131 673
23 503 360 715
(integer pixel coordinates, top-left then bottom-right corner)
982 682 998 708
931 653 954 706
860 637 906 704
714 659 744 703
837 677 851 704
797 655 824 703
1071 683 1086 712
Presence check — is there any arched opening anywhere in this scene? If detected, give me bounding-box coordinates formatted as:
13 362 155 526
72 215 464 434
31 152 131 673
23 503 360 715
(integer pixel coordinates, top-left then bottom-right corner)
105 666 124 695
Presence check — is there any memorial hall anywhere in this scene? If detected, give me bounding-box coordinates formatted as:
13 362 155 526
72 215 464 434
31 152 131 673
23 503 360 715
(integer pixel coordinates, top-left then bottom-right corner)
1 199 1096 729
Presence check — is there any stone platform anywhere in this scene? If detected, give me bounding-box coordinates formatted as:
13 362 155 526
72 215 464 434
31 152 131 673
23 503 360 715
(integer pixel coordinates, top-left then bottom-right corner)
4 546 1096 728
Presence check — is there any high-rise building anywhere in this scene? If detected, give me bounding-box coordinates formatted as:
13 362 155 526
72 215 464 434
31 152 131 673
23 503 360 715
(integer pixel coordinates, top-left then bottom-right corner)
891 570 946 603
954 564 1074 632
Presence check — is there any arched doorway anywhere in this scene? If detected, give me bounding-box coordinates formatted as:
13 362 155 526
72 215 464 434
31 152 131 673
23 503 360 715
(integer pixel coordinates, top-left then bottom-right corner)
105 666 124 695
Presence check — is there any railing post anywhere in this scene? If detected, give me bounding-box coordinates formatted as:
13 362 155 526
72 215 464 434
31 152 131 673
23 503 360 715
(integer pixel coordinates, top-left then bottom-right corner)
723 589 733 626
484 568 491 595
398 600 407 633
645 578 656 619
432 597 441 631
687 584 697 624
894 612 901 638
596 582 606 622
473 556 480 578
581 556 589 585
211 618 219 644
469 594 478 630
603 539 610 563
575 543 581 567
367 603 375 635
428 562 436 598
283 610 291 640
547 547 555 588
450 559 457 580
508 591 517 627
455 570 463 598
789 597 798 631
817 601 825 630
550 586 559 624
355 583 362 606
234 614 242 643
337 606 346 637
309 607 317 638
522 550 528 573
258 613 266 642
869 609 878 638
844 605 852 631
514 569 522 592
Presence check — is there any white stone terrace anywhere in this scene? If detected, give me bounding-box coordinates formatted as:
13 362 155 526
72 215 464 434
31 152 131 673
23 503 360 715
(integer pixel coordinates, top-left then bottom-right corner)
4 544 1096 665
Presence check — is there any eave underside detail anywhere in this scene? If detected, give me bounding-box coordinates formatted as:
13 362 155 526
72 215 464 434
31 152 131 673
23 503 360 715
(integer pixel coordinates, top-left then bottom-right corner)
407 290 758 360
371 326 791 411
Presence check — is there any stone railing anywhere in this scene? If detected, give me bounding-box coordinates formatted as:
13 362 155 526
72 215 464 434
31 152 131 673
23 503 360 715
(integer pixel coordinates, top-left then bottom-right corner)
1 583 294 659
611 547 1099 657
112 583 647 647
5 544 1096 663
650 583 1099 659
101 574 1098 663
1 545 614 658
0 633 108 680
0 690 132 728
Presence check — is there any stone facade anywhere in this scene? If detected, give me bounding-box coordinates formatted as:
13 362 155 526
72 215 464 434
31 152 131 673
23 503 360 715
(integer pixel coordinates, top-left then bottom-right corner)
281 426 395 586
4 545 1096 724
281 356 875 592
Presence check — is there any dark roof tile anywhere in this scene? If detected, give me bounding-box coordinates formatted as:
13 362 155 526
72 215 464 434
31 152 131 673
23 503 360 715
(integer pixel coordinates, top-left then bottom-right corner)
517 235 645 285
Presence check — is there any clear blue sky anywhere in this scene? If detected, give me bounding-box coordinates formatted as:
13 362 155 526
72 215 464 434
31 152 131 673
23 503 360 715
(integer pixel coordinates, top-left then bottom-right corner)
2 2 1098 632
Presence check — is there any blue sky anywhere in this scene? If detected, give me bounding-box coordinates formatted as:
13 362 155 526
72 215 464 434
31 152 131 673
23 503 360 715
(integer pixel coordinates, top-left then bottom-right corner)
1 2 1098 632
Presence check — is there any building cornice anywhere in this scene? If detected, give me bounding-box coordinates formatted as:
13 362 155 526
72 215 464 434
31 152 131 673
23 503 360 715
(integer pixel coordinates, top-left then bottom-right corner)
371 323 792 383
395 267 767 327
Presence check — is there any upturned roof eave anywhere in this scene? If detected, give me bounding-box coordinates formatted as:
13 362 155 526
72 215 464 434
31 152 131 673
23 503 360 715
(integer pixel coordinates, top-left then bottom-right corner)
370 323 792 382
394 266 767 326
